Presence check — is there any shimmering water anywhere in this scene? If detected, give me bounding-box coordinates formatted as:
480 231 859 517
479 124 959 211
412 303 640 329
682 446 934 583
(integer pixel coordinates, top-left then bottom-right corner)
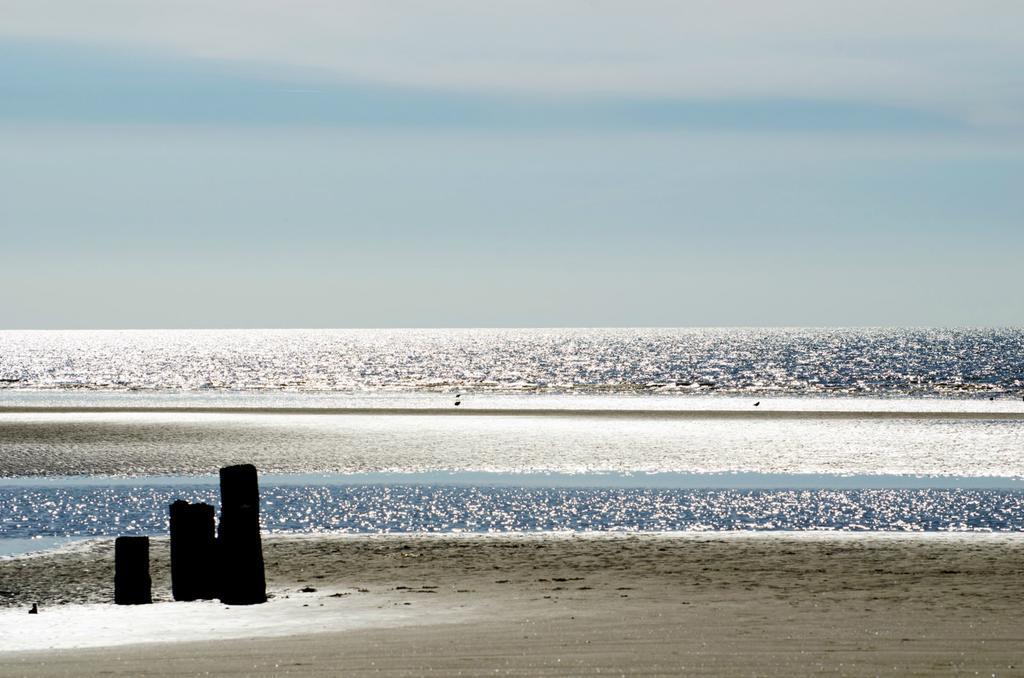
2 328 1022 396
1 328 1023 549
4 484 1023 539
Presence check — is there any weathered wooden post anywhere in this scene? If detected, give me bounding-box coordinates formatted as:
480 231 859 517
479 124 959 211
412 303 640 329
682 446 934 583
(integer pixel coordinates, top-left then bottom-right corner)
114 536 152 605
169 500 217 601
218 464 267 605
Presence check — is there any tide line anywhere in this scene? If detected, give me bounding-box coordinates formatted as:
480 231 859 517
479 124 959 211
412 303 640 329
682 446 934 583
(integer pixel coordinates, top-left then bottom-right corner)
1 406 1023 420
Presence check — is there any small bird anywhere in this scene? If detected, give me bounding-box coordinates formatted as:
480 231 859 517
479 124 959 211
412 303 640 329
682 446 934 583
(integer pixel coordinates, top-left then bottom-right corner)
753 401 760 407
454 394 462 407
28 603 38 614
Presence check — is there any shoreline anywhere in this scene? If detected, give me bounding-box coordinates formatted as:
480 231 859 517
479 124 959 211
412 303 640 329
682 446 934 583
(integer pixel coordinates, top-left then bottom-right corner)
3 533 1024 675
3 405 1024 420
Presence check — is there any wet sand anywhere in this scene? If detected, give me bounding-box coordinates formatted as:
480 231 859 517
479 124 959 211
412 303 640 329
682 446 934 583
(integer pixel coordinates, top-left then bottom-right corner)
2 533 1023 676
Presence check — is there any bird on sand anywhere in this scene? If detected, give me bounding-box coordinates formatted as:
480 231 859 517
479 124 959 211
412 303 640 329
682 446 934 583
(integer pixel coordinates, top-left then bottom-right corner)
28 603 38 614
753 401 760 406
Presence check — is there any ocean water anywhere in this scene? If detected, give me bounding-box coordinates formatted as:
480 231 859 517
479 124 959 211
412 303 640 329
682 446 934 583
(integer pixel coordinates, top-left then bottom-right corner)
2 327 1023 396
1 328 1023 550
4 484 1024 543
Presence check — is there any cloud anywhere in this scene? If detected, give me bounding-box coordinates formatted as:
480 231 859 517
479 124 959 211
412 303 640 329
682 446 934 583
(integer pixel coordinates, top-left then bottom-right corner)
2 0 1023 128
0 40 964 130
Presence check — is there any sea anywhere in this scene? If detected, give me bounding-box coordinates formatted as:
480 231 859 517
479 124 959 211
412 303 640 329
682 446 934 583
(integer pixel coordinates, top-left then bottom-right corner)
1 328 1023 555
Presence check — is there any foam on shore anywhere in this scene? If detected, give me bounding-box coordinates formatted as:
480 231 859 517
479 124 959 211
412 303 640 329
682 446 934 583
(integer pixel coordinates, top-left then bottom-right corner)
0 593 447 652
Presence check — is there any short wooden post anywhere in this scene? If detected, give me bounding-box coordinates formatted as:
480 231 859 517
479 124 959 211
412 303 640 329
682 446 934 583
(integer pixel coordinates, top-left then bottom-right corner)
114 536 152 605
170 500 217 601
218 464 267 605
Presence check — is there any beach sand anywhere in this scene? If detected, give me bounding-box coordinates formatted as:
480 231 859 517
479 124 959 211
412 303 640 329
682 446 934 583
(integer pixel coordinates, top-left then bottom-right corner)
2 533 1023 676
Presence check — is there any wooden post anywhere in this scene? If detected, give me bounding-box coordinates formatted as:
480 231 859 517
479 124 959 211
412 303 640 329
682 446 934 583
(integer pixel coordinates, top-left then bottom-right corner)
114 536 152 605
218 464 267 605
170 500 217 601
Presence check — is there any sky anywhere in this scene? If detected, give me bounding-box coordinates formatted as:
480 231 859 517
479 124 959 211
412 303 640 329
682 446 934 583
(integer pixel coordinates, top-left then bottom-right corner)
1 1 1022 328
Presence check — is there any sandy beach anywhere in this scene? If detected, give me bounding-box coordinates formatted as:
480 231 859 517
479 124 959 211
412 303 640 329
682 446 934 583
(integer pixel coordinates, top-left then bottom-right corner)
2 533 1023 676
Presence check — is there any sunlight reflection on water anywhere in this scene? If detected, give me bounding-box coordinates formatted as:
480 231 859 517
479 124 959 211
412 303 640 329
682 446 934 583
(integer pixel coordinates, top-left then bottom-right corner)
3 484 1023 540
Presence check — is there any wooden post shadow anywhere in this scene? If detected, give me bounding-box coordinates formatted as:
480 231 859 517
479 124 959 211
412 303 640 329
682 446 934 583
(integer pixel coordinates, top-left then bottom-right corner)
114 536 152 605
218 464 267 605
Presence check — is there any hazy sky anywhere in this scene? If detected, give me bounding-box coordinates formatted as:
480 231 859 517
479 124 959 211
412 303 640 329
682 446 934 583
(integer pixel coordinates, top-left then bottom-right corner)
2 1 1021 328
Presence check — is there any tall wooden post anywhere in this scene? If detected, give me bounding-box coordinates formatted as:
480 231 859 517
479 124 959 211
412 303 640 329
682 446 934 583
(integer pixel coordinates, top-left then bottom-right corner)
170 500 217 601
114 536 152 605
218 464 267 605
